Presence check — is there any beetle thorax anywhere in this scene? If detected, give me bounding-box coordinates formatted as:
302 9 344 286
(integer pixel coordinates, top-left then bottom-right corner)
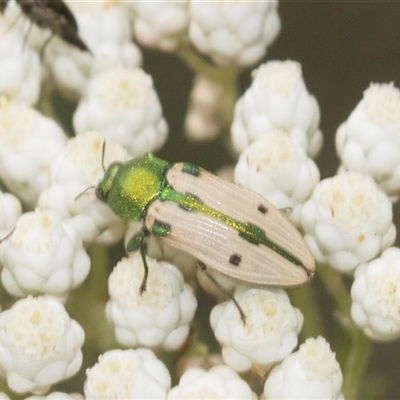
107 156 169 221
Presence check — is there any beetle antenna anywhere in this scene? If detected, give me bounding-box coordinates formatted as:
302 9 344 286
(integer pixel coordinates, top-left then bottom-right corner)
198 262 247 325
75 185 95 201
101 140 106 173
0 228 14 244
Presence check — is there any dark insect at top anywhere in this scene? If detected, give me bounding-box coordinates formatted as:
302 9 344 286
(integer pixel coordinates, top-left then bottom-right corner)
0 0 90 52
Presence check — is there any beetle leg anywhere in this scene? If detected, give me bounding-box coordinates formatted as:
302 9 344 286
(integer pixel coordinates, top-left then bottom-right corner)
139 230 149 295
198 262 246 325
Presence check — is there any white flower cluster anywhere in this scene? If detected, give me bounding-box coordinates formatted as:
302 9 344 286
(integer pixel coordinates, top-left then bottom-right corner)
106 254 197 351
189 1 280 67
231 60 323 158
46 0 142 101
211 288 304 373
0 14 41 106
301 171 396 273
168 365 257 400
84 348 171 399
1 0 142 102
263 336 344 400
127 1 190 52
0 1 41 106
351 247 400 341
0 2 173 394
73 66 168 157
0 209 90 299
336 82 400 200
234 128 320 227
296 80 400 346
1 0 399 397
0 296 84 394
128 0 280 68
0 98 67 207
0 188 22 239
39 132 128 245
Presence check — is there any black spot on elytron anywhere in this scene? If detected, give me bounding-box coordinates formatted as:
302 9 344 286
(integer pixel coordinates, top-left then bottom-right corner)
229 253 242 267
258 204 268 214
182 162 200 177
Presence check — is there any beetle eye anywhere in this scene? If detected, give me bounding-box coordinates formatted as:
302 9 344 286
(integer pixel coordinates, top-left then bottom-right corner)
95 186 107 203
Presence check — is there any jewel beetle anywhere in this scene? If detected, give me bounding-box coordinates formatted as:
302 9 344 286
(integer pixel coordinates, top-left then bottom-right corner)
0 0 90 53
95 149 315 322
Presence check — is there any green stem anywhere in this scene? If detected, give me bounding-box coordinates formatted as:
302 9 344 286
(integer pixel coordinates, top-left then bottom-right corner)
177 45 240 133
66 244 117 351
178 45 238 83
289 285 324 340
317 264 352 316
88 243 110 301
343 328 372 400
318 264 373 400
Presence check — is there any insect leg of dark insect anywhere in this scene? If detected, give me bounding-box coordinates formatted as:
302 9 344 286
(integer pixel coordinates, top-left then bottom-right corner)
40 33 54 59
21 19 33 53
198 262 247 325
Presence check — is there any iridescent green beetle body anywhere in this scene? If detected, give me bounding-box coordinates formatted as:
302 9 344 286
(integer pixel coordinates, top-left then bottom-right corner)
97 155 169 221
96 153 315 321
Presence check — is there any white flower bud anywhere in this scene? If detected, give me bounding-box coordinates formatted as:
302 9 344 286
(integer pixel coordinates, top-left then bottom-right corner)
263 336 344 400
0 189 22 239
106 254 197 351
84 348 171 399
231 60 322 158
216 165 235 183
128 1 189 51
0 16 41 106
210 288 303 373
0 209 90 299
301 171 396 273
189 1 280 67
46 0 142 101
0 99 67 207
73 67 168 157
234 129 320 227
0 296 85 394
336 83 400 200
184 75 226 142
168 365 257 400
351 247 400 341
26 392 84 400
38 133 128 245
125 222 198 283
